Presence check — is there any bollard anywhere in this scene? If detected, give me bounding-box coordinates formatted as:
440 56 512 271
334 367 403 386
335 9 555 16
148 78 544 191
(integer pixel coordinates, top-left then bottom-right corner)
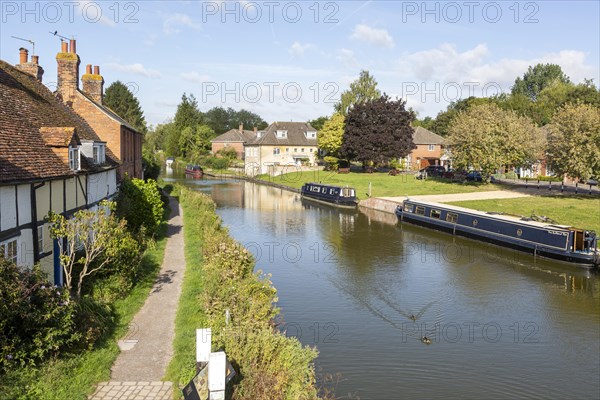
525 178 528 188
549 180 552 191
575 182 578 194
590 184 593 195
537 179 540 190
561 181 564 193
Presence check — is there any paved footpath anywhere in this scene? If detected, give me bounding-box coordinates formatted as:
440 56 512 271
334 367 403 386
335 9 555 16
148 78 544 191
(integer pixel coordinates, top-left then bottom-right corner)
380 190 532 204
90 197 185 400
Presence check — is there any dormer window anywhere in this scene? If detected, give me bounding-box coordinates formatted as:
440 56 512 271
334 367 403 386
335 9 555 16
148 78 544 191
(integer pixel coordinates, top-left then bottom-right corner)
305 131 317 139
257 131 264 139
276 130 288 139
93 143 106 164
69 146 80 171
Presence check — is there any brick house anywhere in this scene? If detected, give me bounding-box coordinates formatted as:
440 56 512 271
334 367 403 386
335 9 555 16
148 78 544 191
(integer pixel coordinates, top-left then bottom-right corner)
402 126 448 170
211 124 258 159
0 54 119 284
55 40 143 179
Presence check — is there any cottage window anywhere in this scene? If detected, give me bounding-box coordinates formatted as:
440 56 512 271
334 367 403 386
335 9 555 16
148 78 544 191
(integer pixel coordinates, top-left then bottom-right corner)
69 146 80 171
0 238 18 264
93 143 105 164
273 148 281 155
37 225 44 254
301 148 305 153
286 148 290 153
305 131 317 139
428 144 435 151
310 148 313 152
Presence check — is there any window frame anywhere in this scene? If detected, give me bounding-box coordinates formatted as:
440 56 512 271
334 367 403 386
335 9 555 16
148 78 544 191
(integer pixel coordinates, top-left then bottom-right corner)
0 238 18 264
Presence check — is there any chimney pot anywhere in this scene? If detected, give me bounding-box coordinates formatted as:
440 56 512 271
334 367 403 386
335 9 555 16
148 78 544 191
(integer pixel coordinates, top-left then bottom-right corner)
61 41 68 53
86 64 92 74
93 65 100 75
31 55 39 65
69 39 76 54
19 48 28 64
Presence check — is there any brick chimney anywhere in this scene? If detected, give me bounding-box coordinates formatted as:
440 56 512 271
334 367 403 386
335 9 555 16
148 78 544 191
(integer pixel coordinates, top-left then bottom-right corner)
15 48 44 82
56 39 80 102
82 64 104 104
239 123 244 133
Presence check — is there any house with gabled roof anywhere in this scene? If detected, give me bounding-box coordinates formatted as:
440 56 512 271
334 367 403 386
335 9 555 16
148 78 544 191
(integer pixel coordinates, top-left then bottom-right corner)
54 39 143 179
243 122 319 176
211 123 258 159
403 126 449 170
0 51 119 284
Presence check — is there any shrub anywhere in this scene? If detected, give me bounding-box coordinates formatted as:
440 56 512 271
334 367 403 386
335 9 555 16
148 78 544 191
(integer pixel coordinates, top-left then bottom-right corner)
117 178 164 237
205 156 230 170
505 171 518 180
216 147 239 160
323 156 339 171
0 260 76 371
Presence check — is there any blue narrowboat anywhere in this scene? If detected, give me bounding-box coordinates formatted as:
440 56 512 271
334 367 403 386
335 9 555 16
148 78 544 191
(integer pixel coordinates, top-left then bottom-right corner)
301 183 358 209
395 199 599 266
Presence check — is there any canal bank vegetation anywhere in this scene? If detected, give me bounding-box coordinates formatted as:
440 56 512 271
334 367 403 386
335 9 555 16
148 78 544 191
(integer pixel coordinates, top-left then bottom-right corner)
168 185 329 400
448 195 600 233
0 179 170 399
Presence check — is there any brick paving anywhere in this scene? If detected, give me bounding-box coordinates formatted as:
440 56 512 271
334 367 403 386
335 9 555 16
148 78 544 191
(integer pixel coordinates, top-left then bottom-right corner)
89 197 185 399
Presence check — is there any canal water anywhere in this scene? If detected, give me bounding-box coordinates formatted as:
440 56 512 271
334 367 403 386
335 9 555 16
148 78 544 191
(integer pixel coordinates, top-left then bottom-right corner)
166 173 600 399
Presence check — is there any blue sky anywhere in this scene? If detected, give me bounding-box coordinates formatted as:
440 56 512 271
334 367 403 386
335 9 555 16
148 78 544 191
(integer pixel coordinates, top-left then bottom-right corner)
1 1 599 127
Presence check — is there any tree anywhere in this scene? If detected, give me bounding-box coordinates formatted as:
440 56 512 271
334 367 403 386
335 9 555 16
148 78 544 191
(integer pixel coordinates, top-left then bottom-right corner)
429 96 494 136
174 93 203 132
547 103 600 181
317 113 345 157
309 116 328 131
47 201 131 298
179 124 215 161
334 70 381 116
447 103 545 177
104 81 147 134
511 63 571 101
340 94 416 165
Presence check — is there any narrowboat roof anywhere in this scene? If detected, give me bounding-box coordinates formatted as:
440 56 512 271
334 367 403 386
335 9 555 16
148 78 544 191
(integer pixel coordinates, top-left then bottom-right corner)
304 182 354 189
404 199 577 231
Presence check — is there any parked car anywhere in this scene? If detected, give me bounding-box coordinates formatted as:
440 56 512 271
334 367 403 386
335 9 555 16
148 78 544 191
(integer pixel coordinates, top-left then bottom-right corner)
415 165 446 179
465 171 483 182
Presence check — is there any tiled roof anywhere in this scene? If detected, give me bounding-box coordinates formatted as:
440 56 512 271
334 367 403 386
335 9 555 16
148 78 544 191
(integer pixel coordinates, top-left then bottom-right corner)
211 129 257 143
79 91 138 132
248 122 318 146
413 126 445 145
40 127 79 147
0 60 118 184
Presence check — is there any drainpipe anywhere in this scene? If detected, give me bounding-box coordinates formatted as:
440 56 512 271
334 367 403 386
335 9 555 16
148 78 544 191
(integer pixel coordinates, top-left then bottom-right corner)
30 182 45 264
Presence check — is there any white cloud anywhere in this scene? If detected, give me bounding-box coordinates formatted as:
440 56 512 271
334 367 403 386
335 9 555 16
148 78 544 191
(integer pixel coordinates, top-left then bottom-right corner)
350 24 394 48
289 42 314 57
105 63 162 78
337 48 358 68
180 71 211 83
163 13 201 35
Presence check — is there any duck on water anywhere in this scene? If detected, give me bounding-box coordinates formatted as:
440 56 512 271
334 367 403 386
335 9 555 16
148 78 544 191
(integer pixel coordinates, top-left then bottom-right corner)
395 199 599 267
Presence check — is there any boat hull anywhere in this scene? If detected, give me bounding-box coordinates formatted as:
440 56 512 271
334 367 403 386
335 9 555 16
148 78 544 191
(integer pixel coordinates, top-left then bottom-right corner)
396 204 599 267
301 194 358 209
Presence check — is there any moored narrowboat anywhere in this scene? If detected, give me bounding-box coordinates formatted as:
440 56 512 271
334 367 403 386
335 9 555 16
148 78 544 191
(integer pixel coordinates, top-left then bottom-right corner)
301 183 358 209
185 164 203 178
395 199 599 266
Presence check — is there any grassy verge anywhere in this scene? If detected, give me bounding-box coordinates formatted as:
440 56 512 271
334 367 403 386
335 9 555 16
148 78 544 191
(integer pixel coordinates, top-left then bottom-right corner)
0 210 170 399
166 185 322 400
163 189 208 395
256 171 503 198
447 195 600 233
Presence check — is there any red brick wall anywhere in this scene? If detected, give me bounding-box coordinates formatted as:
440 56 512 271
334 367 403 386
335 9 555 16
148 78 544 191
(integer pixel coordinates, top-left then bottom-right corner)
212 142 244 158
410 144 443 169
120 126 143 178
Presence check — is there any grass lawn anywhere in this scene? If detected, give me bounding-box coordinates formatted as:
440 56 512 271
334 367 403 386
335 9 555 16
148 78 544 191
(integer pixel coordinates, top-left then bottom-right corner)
257 171 503 199
164 190 208 398
447 195 600 233
0 213 169 400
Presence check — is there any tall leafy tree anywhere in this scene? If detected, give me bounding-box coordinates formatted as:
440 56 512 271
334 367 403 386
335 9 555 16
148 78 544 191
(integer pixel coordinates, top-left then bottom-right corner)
179 124 215 161
104 81 147 134
448 103 545 177
511 63 571 101
334 70 381 116
309 116 329 131
174 93 203 131
340 94 416 165
318 113 345 157
547 103 600 181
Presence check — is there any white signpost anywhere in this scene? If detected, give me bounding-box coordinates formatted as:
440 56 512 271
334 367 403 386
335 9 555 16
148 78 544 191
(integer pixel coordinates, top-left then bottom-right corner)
196 328 212 364
208 351 226 400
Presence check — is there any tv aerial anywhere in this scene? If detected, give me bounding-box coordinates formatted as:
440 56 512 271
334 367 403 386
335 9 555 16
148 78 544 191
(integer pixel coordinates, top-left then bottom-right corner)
10 36 35 55
49 31 72 41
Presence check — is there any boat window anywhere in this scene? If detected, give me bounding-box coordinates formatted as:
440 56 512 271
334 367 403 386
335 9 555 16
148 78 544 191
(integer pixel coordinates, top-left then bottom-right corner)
473 219 478 226
404 204 414 212
415 206 425 215
430 209 441 219
446 212 458 223
330 189 336 195
322 188 327 193
517 229 523 237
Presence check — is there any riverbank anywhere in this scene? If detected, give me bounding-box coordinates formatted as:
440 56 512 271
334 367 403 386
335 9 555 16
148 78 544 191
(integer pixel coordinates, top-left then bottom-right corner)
165 185 326 399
